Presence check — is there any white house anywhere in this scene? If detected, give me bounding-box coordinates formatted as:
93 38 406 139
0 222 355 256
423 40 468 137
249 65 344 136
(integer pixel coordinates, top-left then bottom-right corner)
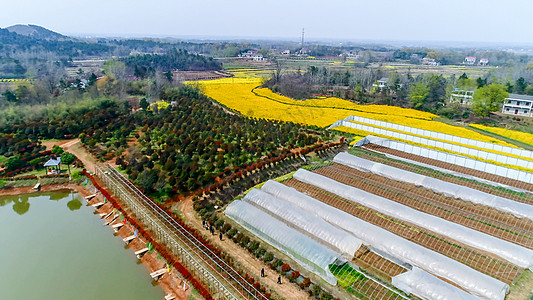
450 89 474 105
281 50 290 55
479 58 489 66
252 54 265 61
464 56 476 65
372 77 389 89
422 57 440 66
501 94 533 117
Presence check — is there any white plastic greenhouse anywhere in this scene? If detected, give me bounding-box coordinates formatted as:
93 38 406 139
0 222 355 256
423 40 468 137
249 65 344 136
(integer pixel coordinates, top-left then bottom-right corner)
243 188 362 257
331 115 533 159
243 187 477 300
293 169 533 269
261 180 509 300
392 267 478 300
356 135 533 186
333 152 533 221
225 200 342 285
332 119 533 170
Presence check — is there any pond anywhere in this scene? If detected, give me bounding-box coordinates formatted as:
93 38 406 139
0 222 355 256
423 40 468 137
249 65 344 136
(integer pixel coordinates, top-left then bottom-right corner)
0 190 165 300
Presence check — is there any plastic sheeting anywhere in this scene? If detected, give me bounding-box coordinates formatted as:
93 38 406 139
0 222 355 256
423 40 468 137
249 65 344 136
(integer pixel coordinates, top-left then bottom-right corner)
392 267 478 300
293 168 533 269
261 180 508 300
357 141 532 195
334 152 533 221
243 188 362 257
335 120 533 170
341 115 533 159
361 135 533 186
225 200 341 285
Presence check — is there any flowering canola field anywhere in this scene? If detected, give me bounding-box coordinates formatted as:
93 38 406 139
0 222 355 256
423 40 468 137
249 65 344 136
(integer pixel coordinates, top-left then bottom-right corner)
199 78 437 127
198 73 512 148
470 124 533 146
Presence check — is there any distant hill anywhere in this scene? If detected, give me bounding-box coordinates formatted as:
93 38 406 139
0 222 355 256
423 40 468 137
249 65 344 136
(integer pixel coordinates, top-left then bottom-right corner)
5 24 67 40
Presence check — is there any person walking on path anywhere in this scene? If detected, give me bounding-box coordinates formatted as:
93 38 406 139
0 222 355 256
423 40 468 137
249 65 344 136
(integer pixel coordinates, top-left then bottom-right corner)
219 232 223 240
277 275 281 284
261 268 264 277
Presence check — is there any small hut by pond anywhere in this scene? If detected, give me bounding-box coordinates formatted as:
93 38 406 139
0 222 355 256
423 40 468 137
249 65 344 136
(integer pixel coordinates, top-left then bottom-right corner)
44 157 61 174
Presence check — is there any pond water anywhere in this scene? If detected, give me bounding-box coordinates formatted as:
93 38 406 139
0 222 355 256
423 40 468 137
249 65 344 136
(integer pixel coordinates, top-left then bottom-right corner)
0 190 165 300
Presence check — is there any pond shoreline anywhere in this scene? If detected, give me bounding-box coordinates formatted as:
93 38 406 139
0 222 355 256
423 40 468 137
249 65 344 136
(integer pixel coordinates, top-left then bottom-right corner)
1 182 192 300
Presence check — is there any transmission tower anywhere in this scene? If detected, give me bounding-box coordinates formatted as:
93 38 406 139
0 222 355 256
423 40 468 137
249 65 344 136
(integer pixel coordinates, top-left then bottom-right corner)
301 28 305 49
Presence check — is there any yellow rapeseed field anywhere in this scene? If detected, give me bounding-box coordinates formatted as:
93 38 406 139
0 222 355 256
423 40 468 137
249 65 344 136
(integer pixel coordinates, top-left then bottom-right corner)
470 124 533 146
199 79 437 127
197 73 512 148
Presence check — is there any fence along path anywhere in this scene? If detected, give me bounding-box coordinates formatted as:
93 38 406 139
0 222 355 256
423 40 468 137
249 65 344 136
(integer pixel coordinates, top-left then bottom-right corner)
96 164 268 300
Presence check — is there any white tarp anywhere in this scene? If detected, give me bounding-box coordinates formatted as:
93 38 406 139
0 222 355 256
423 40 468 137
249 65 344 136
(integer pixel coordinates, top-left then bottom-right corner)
261 180 508 300
392 267 479 300
334 152 533 221
243 188 362 257
225 200 341 285
293 168 533 269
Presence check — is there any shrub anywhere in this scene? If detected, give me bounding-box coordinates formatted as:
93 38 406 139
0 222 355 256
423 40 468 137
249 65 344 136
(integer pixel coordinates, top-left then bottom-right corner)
263 252 274 263
255 247 266 258
248 241 259 253
311 284 322 296
300 277 311 289
281 263 291 273
221 223 232 233
290 270 300 282
214 219 224 229
227 228 237 238
234 233 244 243
239 235 250 248
320 291 333 300
272 259 283 269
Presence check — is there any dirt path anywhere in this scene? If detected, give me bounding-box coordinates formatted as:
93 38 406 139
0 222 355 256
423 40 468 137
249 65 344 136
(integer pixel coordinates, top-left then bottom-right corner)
177 197 310 300
39 139 109 173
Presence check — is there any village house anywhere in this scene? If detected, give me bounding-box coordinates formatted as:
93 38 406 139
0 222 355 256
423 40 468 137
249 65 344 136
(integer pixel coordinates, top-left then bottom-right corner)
501 94 533 117
421 57 440 66
373 78 389 90
479 58 489 66
449 88 474 105
252 54 265 61
239 50 258 58
463 56 476 65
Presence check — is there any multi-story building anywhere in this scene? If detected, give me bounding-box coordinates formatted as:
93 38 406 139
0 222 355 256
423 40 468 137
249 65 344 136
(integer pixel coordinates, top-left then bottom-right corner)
501 94 533 117
450 89 474 105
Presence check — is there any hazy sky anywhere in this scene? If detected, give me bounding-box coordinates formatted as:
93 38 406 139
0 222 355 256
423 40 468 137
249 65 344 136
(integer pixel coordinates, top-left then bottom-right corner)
1 0 532 44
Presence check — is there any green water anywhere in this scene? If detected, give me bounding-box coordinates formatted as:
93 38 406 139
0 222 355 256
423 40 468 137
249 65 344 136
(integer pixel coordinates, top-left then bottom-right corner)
0 190 165 300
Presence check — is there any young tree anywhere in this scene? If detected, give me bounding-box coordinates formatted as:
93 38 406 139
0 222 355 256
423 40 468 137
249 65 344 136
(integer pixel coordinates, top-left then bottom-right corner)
61 152 76 174
51 145 64 155
2 90 17 102
409 82 429 109
472 84 509 118
140 98 149 110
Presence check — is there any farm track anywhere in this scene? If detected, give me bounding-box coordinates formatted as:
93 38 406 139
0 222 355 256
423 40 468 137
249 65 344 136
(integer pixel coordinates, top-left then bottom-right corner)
350 148 533 204
363 144 533 196
317 164 533 249
102 166 268 300
352 246 407 283
284 179 523 284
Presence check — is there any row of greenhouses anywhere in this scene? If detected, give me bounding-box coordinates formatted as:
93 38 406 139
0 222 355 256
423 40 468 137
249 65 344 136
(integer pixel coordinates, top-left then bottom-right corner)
333 152 533 220
226 175 512 300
